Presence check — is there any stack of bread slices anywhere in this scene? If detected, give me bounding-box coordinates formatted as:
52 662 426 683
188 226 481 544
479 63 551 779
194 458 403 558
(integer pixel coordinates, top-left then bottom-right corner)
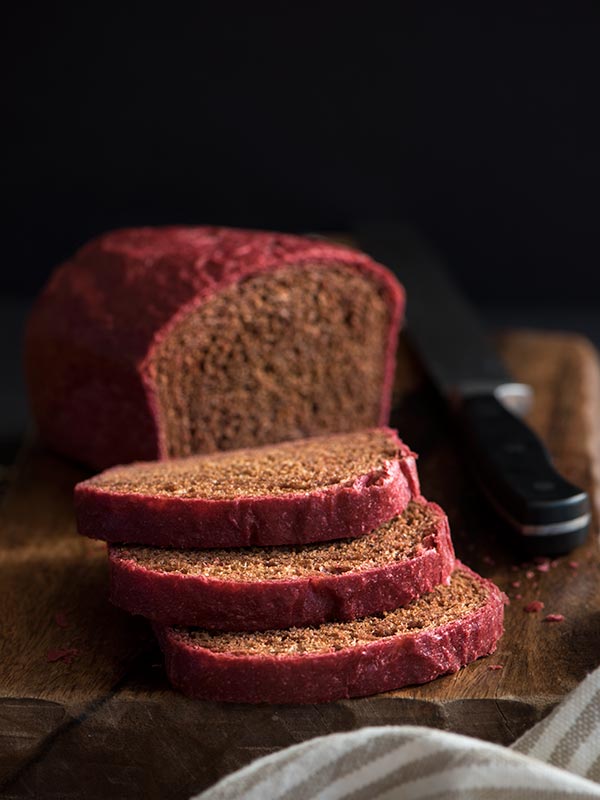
75 427 505 704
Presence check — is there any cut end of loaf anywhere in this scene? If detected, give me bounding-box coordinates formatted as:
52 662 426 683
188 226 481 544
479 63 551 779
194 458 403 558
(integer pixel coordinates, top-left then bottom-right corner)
152 263 394 458
79 428 409 501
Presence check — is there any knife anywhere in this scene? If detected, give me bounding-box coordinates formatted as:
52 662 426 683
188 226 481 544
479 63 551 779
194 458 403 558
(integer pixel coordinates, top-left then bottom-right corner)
359 223 590 555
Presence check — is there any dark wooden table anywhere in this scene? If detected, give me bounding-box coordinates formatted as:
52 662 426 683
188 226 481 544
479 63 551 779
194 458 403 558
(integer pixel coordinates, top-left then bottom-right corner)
1 330 599 799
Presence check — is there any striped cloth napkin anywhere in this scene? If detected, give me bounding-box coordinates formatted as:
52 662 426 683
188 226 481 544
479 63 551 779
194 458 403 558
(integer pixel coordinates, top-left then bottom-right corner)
195 664 600 799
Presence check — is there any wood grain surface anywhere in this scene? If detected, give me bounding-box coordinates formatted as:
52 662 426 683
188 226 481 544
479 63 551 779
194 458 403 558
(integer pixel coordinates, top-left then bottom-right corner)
1 331 599 800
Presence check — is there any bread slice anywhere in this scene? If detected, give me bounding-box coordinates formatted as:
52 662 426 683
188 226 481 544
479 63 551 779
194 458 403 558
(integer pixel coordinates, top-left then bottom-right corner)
155 563 505 704
75 428 420 548
26 226 404 470
108 500 454 630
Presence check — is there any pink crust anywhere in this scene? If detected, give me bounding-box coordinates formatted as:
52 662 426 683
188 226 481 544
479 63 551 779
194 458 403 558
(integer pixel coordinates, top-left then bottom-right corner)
75 429 420 548
25 227 404 470
155 563 505 704
108 499 454 630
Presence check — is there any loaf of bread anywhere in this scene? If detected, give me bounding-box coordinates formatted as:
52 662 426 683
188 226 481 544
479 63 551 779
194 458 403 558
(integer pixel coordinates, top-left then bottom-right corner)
155 563 505 704
26 224 507 705
75 429 420 548
26 227 404 469
108 500 455 630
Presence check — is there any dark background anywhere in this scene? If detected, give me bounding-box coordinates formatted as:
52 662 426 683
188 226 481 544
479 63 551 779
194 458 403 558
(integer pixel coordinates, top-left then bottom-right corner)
2 2 600 441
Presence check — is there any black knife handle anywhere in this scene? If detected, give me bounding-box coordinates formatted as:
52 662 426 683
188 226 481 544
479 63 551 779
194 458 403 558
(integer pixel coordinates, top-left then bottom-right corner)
456 394 590 554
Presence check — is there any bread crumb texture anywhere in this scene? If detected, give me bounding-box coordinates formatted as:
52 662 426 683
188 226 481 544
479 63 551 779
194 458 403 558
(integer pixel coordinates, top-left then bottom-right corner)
174 569 488 656
89 428 400 500
113 501 440 582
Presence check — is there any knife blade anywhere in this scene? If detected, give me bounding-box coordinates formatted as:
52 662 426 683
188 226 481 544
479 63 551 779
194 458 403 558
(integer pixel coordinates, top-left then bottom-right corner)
359 223 590 554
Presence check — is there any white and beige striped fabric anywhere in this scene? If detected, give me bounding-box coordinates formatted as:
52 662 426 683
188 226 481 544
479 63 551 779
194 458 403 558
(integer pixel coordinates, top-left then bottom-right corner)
195 664 600 799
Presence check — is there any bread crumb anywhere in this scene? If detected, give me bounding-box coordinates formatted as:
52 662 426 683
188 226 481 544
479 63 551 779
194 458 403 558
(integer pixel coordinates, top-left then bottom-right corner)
54 611 69 629
544 614 565 623
511 581 521 588
46 647 79 665
524 601 544 613
569 561 579 570
488 664 503 671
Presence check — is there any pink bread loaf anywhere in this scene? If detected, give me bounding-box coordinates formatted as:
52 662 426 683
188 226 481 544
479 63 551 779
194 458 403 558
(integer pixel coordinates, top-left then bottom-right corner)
25 226 404 470
108 500 454 630
155 563 505 704
75 429 420 548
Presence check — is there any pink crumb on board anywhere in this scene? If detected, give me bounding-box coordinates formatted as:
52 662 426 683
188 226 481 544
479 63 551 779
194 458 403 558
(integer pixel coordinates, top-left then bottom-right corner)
54 611 69 628
46 647 79 665
524 601 545 613
569 561 579 569
488 664 503 671
525 570 535 579
544 614 565 623
536 562 550 573
515 594 523 600
511 581 521 588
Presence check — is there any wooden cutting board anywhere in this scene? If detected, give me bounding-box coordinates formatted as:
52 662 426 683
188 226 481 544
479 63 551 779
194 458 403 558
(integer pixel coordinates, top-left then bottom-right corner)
1 330 599 800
